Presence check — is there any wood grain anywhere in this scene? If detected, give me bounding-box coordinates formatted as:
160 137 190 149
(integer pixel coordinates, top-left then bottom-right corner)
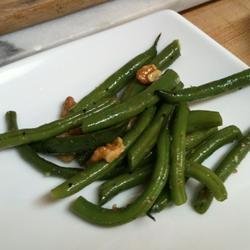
183 0 250 65
0 0 107 35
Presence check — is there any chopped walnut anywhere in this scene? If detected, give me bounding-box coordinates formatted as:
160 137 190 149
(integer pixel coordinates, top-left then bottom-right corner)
61 96 76 118
59 96 82 136
89 137 125 163
136 64 161 85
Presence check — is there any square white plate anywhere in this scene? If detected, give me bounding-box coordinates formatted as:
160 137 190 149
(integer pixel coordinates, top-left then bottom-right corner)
0 10 249 250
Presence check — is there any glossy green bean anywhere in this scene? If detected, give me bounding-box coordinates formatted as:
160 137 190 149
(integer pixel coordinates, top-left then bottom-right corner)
188 125 242 163
50 107 156 199
70 129 170 226
185 128 218 150
169 103 189 205
193 131 250 214
31 123 127 154
99 164 152 205
6 111 81 179
186 161 227 202
151 40 180 70
128 103 173 170
81 69 180 133
157 68 250 103
150 188 171 213
99 150 155 181
0 96 118 150
187 110 222 133
120 39 181 101
70 35 160 114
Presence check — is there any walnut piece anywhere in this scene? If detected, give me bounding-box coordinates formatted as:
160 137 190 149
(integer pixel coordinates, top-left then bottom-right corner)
136 64 161 85
89 137 125 163
61 96 76 118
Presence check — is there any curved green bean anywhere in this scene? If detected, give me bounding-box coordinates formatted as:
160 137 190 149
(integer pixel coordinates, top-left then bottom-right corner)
193 131 250 214
0 96 118 150
81 69 180 133
169 103 189 205
157 68 250 103
99 164 152 205
6 111 82 179
187 110 222 133
186 161 227 202
150 188 171 213
71 129 170 226
188 125 242 163
50 107 156 199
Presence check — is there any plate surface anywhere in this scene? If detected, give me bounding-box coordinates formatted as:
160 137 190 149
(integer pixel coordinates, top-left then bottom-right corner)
0 10 249 250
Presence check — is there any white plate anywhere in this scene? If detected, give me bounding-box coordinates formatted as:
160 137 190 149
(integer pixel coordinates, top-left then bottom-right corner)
0 10 249 250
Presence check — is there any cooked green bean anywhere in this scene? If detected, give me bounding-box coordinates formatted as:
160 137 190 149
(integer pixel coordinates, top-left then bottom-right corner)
50 107 156 199
99 164 152 205
150 187 171 213
31 123 127 154
0 96 118 150
120 80 145 100
185 128 218 150
6 111 82 179
128 103 173 170
70 35 160 114
170 103 189 205
187 110 222 133
71 129 170 226
188 125 242 163
151 40 180 70
193 131 250 214
121 39 181 101
81 69 180 133
186 161 227 202
157 68 250 103
100 150 155 181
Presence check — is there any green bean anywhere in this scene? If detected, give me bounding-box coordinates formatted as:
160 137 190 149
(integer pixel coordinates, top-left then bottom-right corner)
70 35 160 114
99 164 152 205
157 68 250 103
150 187 171 213
75 96 118 115
101 150 155 180
151 39 180 70
70 129 170 226
128 103 173 171
193 131 250 214
121 39 181 101
187 110 222 133
0 96 118 150
50 107 156 199
188 125 242 163
120 80 145 100
185 128 218 150
31 123 127 154
186 161 227 202
169 103 189 205
81 69 180 133
6 111 82 179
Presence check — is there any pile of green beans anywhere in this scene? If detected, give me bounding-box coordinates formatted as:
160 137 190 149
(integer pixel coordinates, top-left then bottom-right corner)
0 35 249 227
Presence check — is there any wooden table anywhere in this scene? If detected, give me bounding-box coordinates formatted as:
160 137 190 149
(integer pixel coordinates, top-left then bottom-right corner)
182 0 250 65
